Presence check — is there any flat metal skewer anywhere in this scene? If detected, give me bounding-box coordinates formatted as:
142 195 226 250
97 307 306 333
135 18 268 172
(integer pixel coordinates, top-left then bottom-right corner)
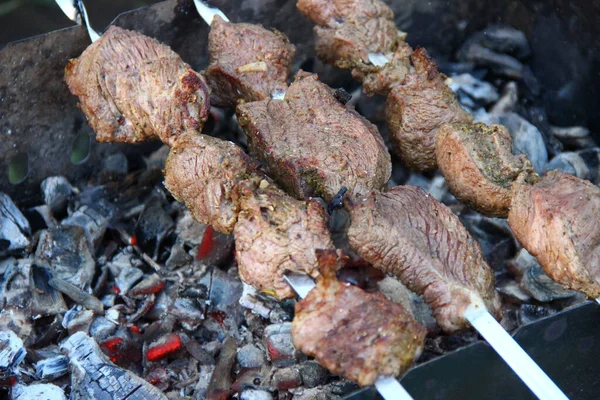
464 305 569 400
284 273 414 400
55 0 100 42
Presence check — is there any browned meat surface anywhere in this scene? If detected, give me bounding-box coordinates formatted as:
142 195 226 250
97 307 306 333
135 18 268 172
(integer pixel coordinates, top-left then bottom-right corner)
237 72 391 202
292 250 426 386
234 180 334 299
508 171 600 297
164 131 258 234
298 0 409 95
65 26 210 146
386 48 472 171
347 186 501 332
436 123 539 218
205 16 296 107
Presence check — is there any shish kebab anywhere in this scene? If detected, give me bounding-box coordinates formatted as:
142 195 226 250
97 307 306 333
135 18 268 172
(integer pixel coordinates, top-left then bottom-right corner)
57 0 568 398
297 0 600 300
55 1 424 397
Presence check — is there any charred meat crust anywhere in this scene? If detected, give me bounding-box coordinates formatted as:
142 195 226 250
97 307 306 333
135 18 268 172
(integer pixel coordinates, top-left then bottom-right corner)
508 171 600 298
205 16 296 107
65 26 210 146
236 71 391 202
233 181 334 299
292 249 426 386
385 48 472 171
436 122 539 218
347 186 501 332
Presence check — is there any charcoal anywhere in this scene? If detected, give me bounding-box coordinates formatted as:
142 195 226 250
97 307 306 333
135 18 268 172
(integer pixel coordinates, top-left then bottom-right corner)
40 176 74 216
127 294 156 323
61 332 167 400
62 203 112 249
193 365 216 399
11 383 66 400
240 389 274 400
0 257 32 310
550 125 596 150
115 267 144 296
263 323 300 367
377 276 412 314
239 283 272 319
49 278 104 313
89 316 118 341
544 148 600 184
206 337 237 400
180 333 215 365
30 264 67 318
165 240 193 269
0 309 31 343
490 81 519 115
232 365 273 392
520 304 557 325
291 385 340 400
496 277 531 302
146 333 183 362
449 73 499 106
0 330 25 378
27 205 58 230
62 308 94 335
36 355 69 380
102 152 129 175
100 294 117 308
175 210 207 247
479 25 531 59
499 112 548 172
35 226 95 289
128 273 165 298
205 268 244 314
298 361 328 388
458 43 524 79
408 292 438 333
271 367 303 391
237 344 265 369
0 192 30 255
170 297 205 331
135 194 174 255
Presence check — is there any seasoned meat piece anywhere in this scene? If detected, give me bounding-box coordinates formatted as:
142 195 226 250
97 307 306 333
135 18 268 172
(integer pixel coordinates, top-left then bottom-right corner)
508 171 600 297
164 131 258 234
292 250 426 386
65 26 210 146
237 72 391 202
436 123 539 218
299 0 409 95
386 48 472 170
234 180 334 299
347 186 501 332
205 16 296 107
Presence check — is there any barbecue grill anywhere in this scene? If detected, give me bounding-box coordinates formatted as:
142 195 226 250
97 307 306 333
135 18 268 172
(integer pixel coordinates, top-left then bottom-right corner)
1 1 599 399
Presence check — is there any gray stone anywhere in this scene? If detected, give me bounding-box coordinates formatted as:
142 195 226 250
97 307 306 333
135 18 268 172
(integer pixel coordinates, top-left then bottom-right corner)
237 344 265 369
499 113 548 173
240 389 273 400
40 176 74 215
0 192 30 255
298 361 329 388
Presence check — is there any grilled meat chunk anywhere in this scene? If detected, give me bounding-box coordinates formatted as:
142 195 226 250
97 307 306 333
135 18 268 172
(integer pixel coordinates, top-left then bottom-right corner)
205 16 296 107
164 131 258 234
237 72 391 202
347 186 501 332
508 171 600 297
298 0 410 95
386 48 472 171
436 123 539 217
292 249 426 386
234 180 334 299
65 26 210 146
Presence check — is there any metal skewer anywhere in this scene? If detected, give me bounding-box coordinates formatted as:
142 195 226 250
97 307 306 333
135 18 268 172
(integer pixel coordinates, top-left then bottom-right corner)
55 0 100 42
284 273 414 400
464 305 569 400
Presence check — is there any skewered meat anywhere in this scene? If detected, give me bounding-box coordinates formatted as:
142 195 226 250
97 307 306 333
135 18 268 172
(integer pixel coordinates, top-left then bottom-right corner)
205 16 296 107
65 26 210 146
347 186 501 332
292 249 426 386
508 171 600 297
234 180 334 299
297 0 409 95
237 71 391 202
164 131 259 234
163 131 334 299
436 122 539 217
386 48 472 171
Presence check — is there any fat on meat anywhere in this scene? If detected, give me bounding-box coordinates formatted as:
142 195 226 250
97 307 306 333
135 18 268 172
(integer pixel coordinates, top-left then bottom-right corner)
234 180 334 300
237 71 391 202
292 249 426 386
65 26 210 146
205 16 295 107
347 186 501 332
164 131 258 234
436 122 538 218
386 48 472 171
508 171 600 297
